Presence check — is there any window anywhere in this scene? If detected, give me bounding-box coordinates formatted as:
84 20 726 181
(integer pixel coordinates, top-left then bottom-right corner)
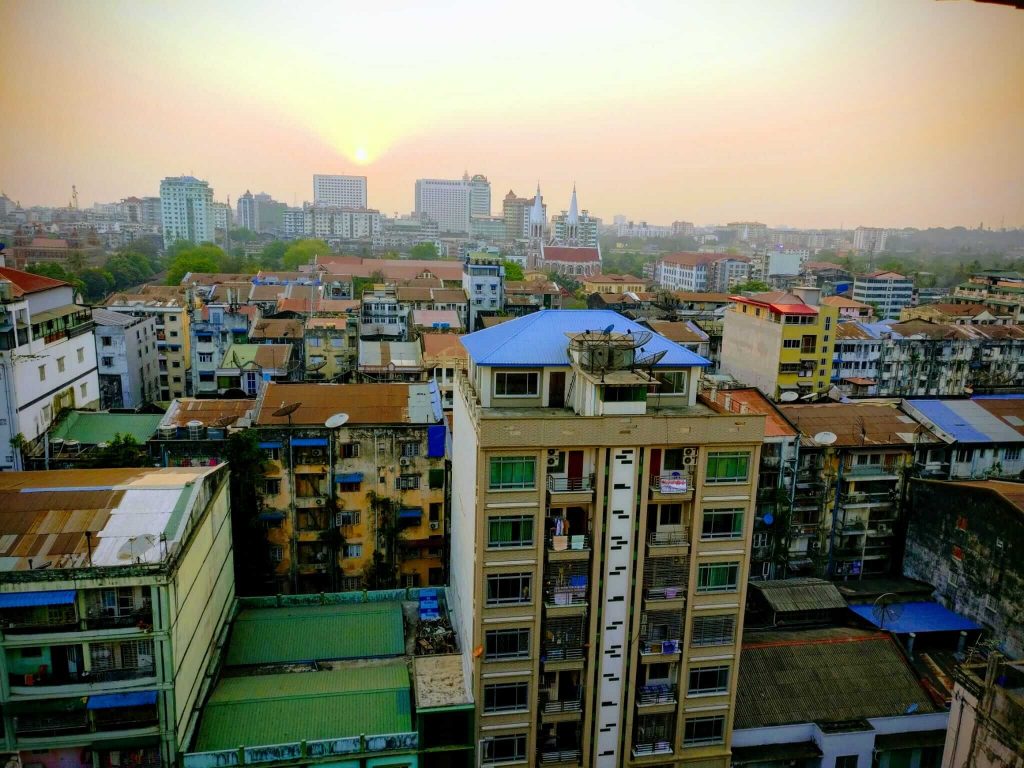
483 681 530 713
752 531 769 547
38 365 45 382
102 336 112 347
705 452 750 484
691 615 736 647
654 370 688 395
657 503 683 526
488 515 534 548
494 371 539 397
269 546 283 563
836 757 859 768
482 734 527 765
489 456 536 490
336 510 360 526
171 361 181 368
401 441 420 458
102 356 114 367
343 544 363 559
486 573 532 605
57 356 66 373
77 347 85 363
264 447 281 460
341 442 360 458
783 339 800 349
1005 447 1021 462
198 352 213 363
701 509 744 540
683 715 725 746
264 479 280 495
308 337 322 348
485 628 530 660
696 562 739 593
80 383 88 398
396 474 420 490
688 664 729 695
429 503 441 523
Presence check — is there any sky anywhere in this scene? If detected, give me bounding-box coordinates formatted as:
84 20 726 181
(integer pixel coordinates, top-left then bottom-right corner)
1 0 1022 229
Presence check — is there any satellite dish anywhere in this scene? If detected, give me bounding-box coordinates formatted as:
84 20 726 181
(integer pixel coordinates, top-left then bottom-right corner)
813 431 838 446
117 534 157 562
211 415 237 428
602 324 615 334
779 391 799 402
763 513 774 526
872 593 904 631
272 402 301 418
325 413 349 429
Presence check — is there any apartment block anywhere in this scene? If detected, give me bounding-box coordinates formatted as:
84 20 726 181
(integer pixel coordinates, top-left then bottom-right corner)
452 310 764 768
852 271 913 320
0 268 100 469
159 176 214 248
104 294 192 401
312 174 368 208
654 253 751 293
0 465 234 768
92 309 161 408
254 382 448 594
720 288 838 400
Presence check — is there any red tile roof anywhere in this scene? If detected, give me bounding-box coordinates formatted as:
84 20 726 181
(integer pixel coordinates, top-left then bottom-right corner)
732 291 818 315
0 266 69 296
542 246 601 263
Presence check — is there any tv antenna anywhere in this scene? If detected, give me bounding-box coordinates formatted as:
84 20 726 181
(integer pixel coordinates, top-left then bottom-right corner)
872 593 904 631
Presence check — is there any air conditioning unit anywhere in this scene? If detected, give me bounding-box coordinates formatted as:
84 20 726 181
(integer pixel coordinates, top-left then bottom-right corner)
682 447 697 457
429 521 440 530
315 498 325 506
547 449 558 456
400 457 411 467
547 456 560 467
310 448 323 458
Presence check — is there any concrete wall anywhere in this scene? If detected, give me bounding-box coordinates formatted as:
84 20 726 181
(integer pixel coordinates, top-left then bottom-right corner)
720 309 782 397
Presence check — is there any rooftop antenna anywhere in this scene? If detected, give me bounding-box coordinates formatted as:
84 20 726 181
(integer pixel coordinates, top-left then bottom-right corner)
872 593 904 631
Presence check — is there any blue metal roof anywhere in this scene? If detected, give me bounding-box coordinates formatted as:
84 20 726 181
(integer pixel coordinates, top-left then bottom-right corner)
335 472 363 483
399 509 422 519
461 310 710 368
87 690 158 710
905 399 1024 444
291 437 328 447
0 590 76 608
849 601 981 634
258 441 283 449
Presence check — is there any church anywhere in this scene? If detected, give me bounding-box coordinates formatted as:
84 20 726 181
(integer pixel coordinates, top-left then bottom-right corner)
529 184 603 277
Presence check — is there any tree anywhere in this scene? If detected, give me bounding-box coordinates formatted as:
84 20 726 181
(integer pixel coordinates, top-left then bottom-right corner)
259 240 287 268
165 244 229 285
27 264 85 296
79 269 115 302
409 242 440 260
230 228 258 243
502 260 524 281
223 430 274 595
730 279 772 293
282 239 330 270
89 434 151 468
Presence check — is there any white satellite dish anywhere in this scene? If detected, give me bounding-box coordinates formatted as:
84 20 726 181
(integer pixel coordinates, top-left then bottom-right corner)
325 413 350 429
117 534 157 562
813 431 838 446
779 391 799 402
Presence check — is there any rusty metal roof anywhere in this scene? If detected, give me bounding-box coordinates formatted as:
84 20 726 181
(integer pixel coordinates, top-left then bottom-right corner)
161 399 255 428
255 383 428 426
250 318 304 339
780 401 938 447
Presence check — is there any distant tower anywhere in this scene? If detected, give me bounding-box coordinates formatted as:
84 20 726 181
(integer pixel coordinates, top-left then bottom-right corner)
528 184 546 268
565 184 579 246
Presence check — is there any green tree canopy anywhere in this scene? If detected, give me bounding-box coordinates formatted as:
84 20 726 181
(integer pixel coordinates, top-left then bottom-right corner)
282 239 330 270
502 260 524 281
79 269 115 302
27 263 85 297
89 434 151 468
166 244 229 285
230 228 258 243
409 242 440 260
730 279 772 293
259 240 287 268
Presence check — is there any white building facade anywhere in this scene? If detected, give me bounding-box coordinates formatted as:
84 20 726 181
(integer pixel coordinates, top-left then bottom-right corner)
853 271 914 319
313 174 368 208
93 308 160 409
159 176 215 248
414 175 490 234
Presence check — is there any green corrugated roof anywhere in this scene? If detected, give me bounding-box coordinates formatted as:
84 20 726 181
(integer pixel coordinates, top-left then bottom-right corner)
50 411 163 445
195 663 411 750
226 602 406 666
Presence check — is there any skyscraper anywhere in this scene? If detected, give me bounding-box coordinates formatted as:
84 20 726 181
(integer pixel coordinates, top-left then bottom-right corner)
237 190 257 231
466 172 491 217
414 173 490 234
313 174 368 208
159 175 215 248
451 310 762 768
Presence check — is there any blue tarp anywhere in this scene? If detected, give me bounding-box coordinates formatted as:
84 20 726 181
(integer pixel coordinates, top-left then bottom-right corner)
427 424 446 458
849 601 981 634
0 590 76 609
336 472 363 484
257 511 285 521
399 508 422 520
87 690 158 710
291 437 328 447
258 441 282 449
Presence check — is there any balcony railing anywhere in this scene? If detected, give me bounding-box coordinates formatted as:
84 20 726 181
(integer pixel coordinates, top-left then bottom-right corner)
644 586 685 602
540 748 582 764
542 696 583 714
547 533 590 552
840 491 895 505
542 646 584 662
761 455 782 468
844 463 900 477
648 530 687 546
85 604 153 630
546 475 594 493
15 712 89 737
640 638 682 655
94 707 159 731
638 684 678 705
545 585 588 606
87 665 157 683
632 741 673 757
650 473 691 494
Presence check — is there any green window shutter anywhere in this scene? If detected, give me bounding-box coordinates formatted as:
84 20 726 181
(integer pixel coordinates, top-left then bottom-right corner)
429 468 445 489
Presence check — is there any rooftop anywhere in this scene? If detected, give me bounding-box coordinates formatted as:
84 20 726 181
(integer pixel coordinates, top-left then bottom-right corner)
421 333 468 361
250 318 304 339
644 319 709 345
732 291 819 315
780 401 937 447
673 291 733 303
194 662 411 751
461 309 710 368
735 627 938 730
803 261 849 272
255 382 442 426
821 295 873 310
91 308 147 327
862 271 909 280
902 396 1024 445
661 251 750 266
0 266 68 297
584 273 644 284
0 467 221 572
749 578 847 613
160 398 255 429
50 411 163 446
917 478 1024 516
226 602 406 666
700 387 798 438
411 309 462 329
413 654 473 710
218 343 293 370
541 245 601 263
849 600 981 634
359 340 423 370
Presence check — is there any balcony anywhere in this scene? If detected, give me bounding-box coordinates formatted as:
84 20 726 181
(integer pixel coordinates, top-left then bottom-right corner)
840 491 895 508
638 683 678 707
546 532 591 561
546 475 595 503
85 602 153 631
14 711 89 738
843 463 900 480
640 638 682 657
649 472 693 499
647 528 688 557
632 740 673 758
761 455 782 469
539 748 582 765
541 693 583 723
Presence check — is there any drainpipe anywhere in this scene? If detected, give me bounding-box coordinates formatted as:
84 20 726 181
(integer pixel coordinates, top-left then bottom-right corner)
907 632 916 660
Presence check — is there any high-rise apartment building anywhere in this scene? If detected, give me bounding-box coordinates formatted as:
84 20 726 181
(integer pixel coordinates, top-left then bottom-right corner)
720 287 839 400
159 176 215 248
852 271 914 320
313 174 368 208
414 174 490 234
236 190 257 231
451 310 763 768
503 189 537 240
853 226 888 254
551 186 600 248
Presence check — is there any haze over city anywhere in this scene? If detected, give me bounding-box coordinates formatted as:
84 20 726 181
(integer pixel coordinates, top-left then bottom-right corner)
2 0 1022 228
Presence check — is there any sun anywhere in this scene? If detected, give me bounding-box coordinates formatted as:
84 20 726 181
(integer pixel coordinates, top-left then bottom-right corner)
353 146 369 165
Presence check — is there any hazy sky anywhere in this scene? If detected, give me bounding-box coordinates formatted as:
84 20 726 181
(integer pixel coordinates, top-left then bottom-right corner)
1 0 1022 228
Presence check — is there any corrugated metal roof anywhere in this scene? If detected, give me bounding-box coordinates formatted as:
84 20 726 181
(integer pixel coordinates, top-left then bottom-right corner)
195 663 411 750
850 601 980 634
225 602 406 666
160 399 254 428
903 398 1024 444
256 382 440 426
461 309 710 368
780 401 938 448
750 578 847 613
50 412 163 445
735 628 938 729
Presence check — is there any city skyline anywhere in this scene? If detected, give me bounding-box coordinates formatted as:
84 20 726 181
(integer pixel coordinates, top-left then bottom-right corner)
1 0 1022 228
